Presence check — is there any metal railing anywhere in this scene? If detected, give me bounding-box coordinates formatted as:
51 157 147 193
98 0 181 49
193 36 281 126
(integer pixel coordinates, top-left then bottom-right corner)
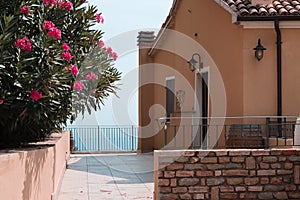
65 125 138 153
158 116 299 149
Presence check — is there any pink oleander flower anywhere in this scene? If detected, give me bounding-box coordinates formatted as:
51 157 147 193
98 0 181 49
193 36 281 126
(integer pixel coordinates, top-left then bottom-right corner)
64 1 73 10
72 81 83 92
61 51 72 62
62 42 70 51
14 37 32 52
96 14 104 23
21 5 30 16
99 40 105 48
48 27 61 39
82 0 86 2
107 47 113 54
69 65 79 77
43 20 55 30
30 90 42 101
86 72 98 80
0 100 3 105
44 0 56 5
112 52 118 61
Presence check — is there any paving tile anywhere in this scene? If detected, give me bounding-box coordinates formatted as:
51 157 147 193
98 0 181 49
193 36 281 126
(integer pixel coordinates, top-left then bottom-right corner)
58 153 154 199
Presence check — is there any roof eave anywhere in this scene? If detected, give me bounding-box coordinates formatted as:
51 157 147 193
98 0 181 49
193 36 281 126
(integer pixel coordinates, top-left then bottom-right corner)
237 15 300 21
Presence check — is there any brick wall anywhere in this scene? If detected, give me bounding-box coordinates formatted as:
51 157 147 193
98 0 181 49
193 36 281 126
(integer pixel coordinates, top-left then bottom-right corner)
154 149 300 200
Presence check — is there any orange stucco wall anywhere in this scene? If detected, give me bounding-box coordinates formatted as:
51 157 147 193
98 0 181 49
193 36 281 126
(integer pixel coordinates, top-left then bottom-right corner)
0 131 70 200
138 0 300 151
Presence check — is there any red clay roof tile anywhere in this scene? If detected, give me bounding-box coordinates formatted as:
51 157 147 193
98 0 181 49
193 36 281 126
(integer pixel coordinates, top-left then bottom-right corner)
222 0 300 16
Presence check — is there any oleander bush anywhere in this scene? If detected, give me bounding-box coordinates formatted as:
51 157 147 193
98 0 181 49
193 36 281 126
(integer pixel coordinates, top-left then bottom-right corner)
0 0 121 148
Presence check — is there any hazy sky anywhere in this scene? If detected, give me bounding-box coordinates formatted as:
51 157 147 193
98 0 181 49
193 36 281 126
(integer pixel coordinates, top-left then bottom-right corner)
72 0 173 126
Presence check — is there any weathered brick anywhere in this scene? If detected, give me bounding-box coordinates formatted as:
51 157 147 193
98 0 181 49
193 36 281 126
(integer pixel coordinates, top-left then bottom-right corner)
283 176 292 183
220 193 238 199
231 157 245 163
245 177 259 185
207 152 216 157
190 157 200 163
285 184 296 191
264 185 284 192
245 157 256 169
288 156 300 162
178 178 199 186
240 192 257 199
164 171 175 178
193 194 205 200
252 150 270 156
274 192 288 199
206 164 225 170
223 169 248 176
271 163 281 169
211 187 219 200
180 193 192 200
172 187 187 194
167 163 184 170
159 194 179 200
170 179 177 187
218 157 230 163
282 149 296 155
279 156 286 162
256 156 262 162
271 177 283 184
263 156 278 162
200 157 217 163
158 171 164 178
159 179 170 186
260 177 269 184
207 178 225 186
184 164 206 170
225 163 243 169
260 163 270 169
278 170 293 175
288 192 300 199
176 156 189 163
220 186 234 192
215 170 222 176
257 170 276 176
160 187 171 193
183 151 195 157
176 171 194 177
258 192 273 199
188 186 209 193
235 186 246 192
227 178 243 185
294 165 300 184
229 150 250 156
196 170 213 177
216 150 228 156
249 170 256 176
248 186 263 192
200 178 206 186
284 163 293 169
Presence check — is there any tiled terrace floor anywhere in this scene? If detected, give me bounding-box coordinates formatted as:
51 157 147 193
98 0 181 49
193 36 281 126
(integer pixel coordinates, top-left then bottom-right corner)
58 153 154 200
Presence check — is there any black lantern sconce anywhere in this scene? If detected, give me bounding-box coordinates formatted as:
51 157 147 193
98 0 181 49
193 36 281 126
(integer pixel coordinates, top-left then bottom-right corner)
187 53 203 72
253 38 267 61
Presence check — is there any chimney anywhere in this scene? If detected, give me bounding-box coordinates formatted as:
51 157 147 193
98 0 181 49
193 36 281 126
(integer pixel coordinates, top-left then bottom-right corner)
251 0 273 6
137 31 155 47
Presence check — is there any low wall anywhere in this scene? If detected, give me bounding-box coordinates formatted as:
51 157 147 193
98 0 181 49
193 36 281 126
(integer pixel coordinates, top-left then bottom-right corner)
0 131 70 200
154 148 300 200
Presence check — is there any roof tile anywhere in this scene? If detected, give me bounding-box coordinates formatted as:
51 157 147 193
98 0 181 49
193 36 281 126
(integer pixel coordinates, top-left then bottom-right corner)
222 0 300 16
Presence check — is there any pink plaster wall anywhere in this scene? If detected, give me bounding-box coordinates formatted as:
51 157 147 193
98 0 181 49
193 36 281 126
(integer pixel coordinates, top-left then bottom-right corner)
0 131 70 200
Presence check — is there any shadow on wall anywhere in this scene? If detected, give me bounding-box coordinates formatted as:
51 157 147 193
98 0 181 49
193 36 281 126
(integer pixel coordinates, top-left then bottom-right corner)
20 145 52 200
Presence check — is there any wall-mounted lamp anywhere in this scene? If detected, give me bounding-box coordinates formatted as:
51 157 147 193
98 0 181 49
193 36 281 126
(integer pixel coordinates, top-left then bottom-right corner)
253 38 266 61
187 53 203 72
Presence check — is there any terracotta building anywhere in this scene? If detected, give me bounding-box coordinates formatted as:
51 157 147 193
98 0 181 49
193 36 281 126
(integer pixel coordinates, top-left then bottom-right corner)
138 0 300 152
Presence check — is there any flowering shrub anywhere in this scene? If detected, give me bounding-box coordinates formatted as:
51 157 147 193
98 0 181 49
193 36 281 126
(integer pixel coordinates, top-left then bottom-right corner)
0 0 121 148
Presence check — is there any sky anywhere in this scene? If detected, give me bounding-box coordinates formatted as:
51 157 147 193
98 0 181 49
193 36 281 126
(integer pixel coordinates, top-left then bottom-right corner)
72 0 173 126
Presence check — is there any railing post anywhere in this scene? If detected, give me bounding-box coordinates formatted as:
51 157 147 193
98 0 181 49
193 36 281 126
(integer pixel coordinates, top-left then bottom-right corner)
131 125 134 151
98 125 100 151
265 117 270 149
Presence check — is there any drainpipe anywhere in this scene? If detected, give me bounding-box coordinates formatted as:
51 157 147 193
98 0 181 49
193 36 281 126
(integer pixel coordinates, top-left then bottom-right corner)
274 20 282 122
